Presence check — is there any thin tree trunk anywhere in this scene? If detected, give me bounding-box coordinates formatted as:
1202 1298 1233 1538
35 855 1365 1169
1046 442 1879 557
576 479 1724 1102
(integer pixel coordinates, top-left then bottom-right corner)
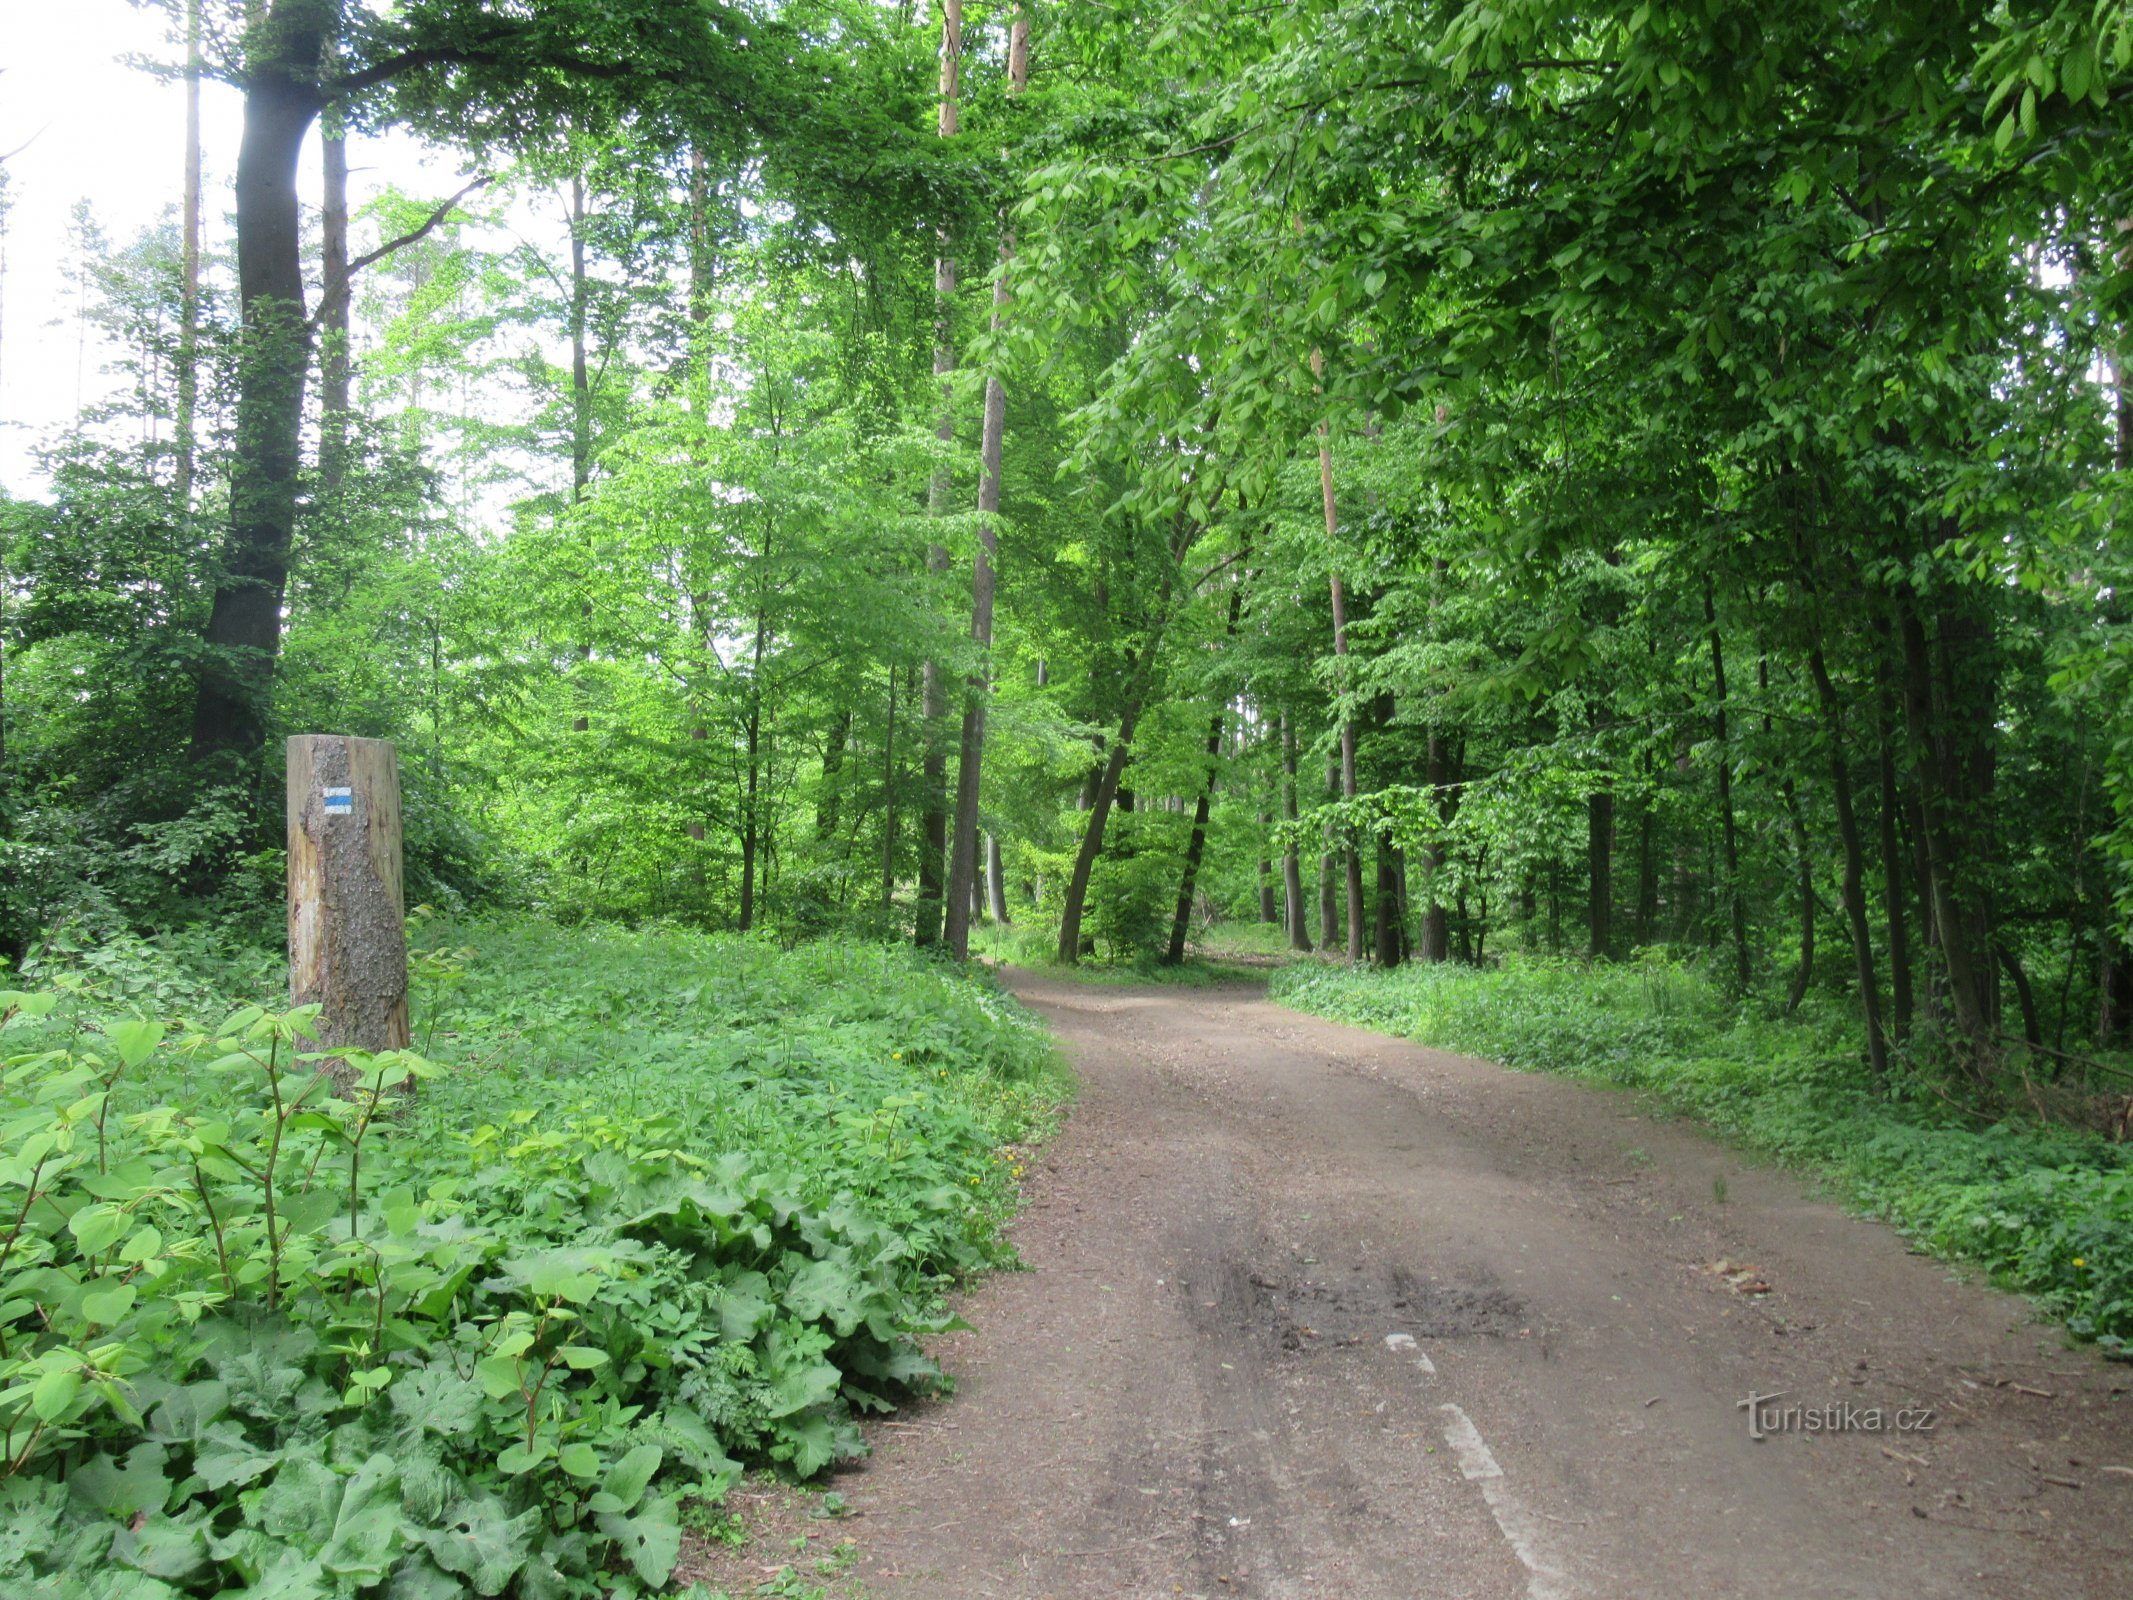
1806 637 1890 1080
568 176 593 732
1375 832 1403 967
986 832 1009 923
1588 788 1613 961
881 668 901 911
1871 624 1915 1042
944 5 1030 959
319 104 350 492
1419 727 1450 962
1313 353 1365 961
916 0 963 947
1165 705 1226 965
1319 753 1339 949
1897 596 1992 1061
1703 585 1748 988
1280 714 1311 951
818 709 851 841
175 0 203 517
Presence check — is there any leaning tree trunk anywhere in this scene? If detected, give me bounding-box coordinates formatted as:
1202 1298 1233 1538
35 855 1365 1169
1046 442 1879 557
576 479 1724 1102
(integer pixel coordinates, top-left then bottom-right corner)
191 16 329 764
944 5 1030 959
1163 584 1242 964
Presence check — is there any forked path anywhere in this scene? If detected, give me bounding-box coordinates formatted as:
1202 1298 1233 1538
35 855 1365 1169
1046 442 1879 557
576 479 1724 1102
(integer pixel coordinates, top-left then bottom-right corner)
835 972 2132 1599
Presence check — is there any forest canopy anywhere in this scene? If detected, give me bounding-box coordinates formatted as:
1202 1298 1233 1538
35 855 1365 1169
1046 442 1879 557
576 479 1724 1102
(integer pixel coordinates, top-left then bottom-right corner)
3 0 2132 1071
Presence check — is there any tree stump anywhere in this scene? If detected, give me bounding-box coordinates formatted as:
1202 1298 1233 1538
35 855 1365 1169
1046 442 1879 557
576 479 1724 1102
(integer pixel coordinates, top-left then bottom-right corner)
287 735 410 1064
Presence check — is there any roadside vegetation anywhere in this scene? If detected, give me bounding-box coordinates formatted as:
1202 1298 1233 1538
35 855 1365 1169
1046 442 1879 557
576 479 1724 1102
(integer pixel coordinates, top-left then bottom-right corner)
0 921 1063 1599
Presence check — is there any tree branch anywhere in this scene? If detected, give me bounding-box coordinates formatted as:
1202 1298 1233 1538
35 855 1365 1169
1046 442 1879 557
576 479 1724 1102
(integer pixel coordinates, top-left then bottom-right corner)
314 177 493 320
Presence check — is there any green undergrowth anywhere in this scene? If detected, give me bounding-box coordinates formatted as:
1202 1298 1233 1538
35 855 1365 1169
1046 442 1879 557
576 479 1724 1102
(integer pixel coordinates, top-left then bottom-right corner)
0 919 1066 1599
1271 956 2133 1354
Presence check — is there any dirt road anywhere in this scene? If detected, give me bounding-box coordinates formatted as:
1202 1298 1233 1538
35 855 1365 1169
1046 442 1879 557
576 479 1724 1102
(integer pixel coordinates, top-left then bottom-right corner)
826 972 2132 1598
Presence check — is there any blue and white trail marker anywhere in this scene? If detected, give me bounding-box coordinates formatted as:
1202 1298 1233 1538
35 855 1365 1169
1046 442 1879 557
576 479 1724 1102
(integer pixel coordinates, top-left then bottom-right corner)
323 786 354 816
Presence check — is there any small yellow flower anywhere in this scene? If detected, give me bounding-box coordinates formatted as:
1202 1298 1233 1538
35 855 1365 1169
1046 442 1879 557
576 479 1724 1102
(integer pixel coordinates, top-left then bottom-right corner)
892 1051 903 1060
2072 1257 2086 1268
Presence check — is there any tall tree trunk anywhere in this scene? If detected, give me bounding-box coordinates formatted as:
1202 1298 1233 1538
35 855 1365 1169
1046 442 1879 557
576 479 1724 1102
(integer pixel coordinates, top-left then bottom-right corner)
1164 705 1227 966
1375 832 1403 967
1870 622 1915 1043
175 0 204 517
1279 714 1311 951
1163 583 1243 964
1703 585 1748 988
567 176 593 732
1806 637 1890 1080
1313 367 1365 961
915 0 963 947
817 709 851 841
1319 753 1339 949
944 5 1030 959
739 697 761 932
881 668 901 911
319 104 350 492
986 832 1009 923
1587 788 1613 960
191 11 328 764
1632 756 1659 948
1419 727 1451 962
1897 593 1994 1063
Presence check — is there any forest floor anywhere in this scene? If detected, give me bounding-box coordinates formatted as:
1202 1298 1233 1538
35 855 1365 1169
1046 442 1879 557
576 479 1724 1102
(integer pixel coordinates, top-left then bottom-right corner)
684 969 2133 1600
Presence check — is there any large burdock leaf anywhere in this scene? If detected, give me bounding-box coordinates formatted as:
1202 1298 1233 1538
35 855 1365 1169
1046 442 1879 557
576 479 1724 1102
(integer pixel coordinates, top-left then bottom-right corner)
423 1493 540 1597
595 1494 681 1588
319 1454 404 1585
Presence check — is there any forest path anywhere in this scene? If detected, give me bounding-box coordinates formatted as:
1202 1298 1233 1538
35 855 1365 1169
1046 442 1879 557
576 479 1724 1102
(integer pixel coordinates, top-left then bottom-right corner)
828 971 2133 1599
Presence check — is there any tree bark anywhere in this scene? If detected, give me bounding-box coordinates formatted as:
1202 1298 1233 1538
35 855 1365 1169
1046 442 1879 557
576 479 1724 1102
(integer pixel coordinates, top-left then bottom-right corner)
986 831 1009 923
880 668 901 911
287 735 409 1064
176 0 204 517
1897 594 1993 1062
1164 704 1226 965
1703 585 1748 988
1871 623 1914 1042
1419 727 1451 962
1806 637 1890 1080
915 0 963 947
1587 788 1613 960
1319 753 1339 949
1311 349 1365 961
319 103 350 492
191 11 329 764
1279 714 1311 951
944 4 1030 959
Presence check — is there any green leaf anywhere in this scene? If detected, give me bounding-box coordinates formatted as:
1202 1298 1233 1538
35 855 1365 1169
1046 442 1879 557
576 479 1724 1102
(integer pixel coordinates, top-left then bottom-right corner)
598 1444 662 1511
423 1495 539 1596
32 1362 82 1422
319 1455 403 1584
82 1281 137 1327
193 1422 280 1491
106 1020 164 1071
69 1204 128 1257
595 1495 680 1588
556 1344 608 1370
556 1442 600 1479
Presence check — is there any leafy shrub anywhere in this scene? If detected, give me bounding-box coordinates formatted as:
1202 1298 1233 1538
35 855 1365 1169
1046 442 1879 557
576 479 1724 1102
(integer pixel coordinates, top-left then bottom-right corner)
1272 956 2133 1351
0 921 1064 1597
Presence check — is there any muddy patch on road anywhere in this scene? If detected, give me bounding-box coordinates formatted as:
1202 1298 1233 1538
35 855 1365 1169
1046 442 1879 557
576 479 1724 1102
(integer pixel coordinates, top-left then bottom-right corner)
1183 1258 1526 1353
